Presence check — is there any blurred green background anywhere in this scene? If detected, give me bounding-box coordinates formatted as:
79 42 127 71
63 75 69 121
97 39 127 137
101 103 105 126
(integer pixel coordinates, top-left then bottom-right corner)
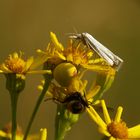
0 0 140 140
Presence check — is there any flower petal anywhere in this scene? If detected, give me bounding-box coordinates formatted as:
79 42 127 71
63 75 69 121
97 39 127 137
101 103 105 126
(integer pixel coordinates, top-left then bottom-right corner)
27 70 52 74
30 54 49 70
101 100 111 124
82 64 113 73
109 136 116 140
0 130 7 137
23 56 34 72
13 52 19 58
86 85 101 100
0 64 12 73
40 128 47 140
98 127 111 137
128 124 140 138
50 32 64 51
86 105 107 129
114 106 123 123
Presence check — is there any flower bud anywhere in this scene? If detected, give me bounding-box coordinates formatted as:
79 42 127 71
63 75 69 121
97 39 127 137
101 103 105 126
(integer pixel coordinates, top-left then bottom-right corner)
53 63 77 86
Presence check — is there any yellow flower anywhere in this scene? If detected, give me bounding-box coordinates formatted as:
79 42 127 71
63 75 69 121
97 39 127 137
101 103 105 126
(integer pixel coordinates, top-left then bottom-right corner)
38 57 115 112
43 75 101 112
26 128 47 140
0 52 51 75
0 129 47 140
87 100 140 140
0 123 23 140
39 128 47 140
37 32 116 93
37 32 65 68
37 32 114 74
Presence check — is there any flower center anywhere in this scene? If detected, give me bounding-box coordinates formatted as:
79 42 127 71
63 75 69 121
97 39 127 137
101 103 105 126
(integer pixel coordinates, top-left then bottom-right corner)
107 121 128 139
64 42 93 65
5 57 25 73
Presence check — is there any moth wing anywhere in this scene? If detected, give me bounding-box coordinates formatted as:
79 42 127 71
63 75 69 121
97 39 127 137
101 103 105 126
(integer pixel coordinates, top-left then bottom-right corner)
83 33 123 70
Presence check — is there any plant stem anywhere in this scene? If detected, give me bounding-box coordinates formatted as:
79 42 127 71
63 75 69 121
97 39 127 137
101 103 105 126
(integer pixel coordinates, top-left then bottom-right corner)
55 105 65 140
55 105 80 140
55 105 61 140
23 77 52 140
55 106 71 140
5 73 25 140
10 91 19 140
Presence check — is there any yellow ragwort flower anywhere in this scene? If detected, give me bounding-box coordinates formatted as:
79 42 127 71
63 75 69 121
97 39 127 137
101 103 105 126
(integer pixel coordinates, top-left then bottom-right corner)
37 32 65 67
37 32 113 74
87 100 140 140
36 32 116 92
0 51 51 75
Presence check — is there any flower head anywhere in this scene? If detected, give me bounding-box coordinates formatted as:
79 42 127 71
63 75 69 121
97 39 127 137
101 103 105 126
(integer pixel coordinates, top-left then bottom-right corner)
63 40 94 66
37 32 116 96
87 100 140 140
0 52 33 74
37 32 114 74
0 51 51 75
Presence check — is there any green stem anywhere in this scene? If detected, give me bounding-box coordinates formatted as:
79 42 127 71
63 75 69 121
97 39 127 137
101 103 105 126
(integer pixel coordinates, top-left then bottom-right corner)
23 77 52 140
55 105 65 140
10 92 19 140
55 105 79 140
55 105 61 140
5 74 25 140
55 120 68 140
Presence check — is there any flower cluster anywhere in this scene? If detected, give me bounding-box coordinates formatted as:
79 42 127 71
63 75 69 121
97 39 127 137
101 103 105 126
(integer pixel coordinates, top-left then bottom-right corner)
38 32 140 140
0 32 139 140
87 100 140 140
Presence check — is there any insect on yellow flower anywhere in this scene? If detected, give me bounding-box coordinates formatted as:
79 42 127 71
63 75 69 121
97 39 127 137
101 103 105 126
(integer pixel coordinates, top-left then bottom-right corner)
36 32 117 97
40 75 101 114
37 32 116 75
37 32 119 115
87 100 140 140
69 32 123 71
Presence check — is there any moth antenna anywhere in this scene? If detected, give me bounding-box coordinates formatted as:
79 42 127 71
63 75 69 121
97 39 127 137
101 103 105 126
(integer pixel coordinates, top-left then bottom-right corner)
72 26 78 34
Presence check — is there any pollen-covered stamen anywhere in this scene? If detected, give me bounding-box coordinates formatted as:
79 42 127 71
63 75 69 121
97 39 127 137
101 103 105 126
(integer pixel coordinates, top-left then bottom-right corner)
5 56 25 73
107 121 128 139
64 41 93 65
